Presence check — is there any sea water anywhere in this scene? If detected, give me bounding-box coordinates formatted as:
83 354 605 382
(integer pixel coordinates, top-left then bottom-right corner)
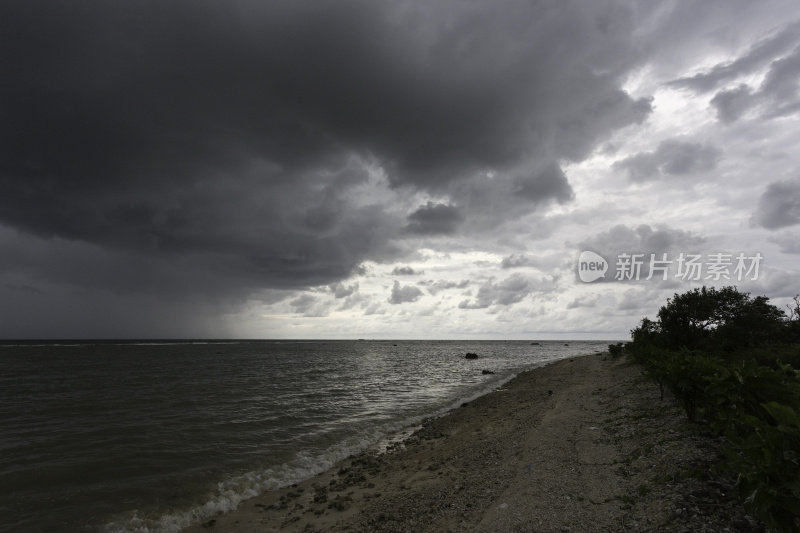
0 340 609 532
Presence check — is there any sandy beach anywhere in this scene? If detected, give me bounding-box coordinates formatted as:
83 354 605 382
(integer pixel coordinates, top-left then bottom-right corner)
183 352 761 533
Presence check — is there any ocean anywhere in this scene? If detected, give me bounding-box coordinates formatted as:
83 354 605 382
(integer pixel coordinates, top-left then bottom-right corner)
0 340 609 532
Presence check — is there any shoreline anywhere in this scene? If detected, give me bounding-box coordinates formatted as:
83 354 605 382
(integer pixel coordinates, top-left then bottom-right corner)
183 352 761 532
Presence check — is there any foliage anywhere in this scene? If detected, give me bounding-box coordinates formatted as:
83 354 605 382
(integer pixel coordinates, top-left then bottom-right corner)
608 342 625 358
653 286 785 351
631 317 661 347
724 401 800 531
627 286 800 532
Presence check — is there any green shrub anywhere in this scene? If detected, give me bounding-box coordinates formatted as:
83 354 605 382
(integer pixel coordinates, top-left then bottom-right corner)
724 402 800 532
625 287 800 531
608 342 625 358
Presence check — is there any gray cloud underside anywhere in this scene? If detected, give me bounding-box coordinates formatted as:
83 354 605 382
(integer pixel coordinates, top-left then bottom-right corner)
581 224 706 257
330 282 359 299
388 281 423 304
419 279 470 296
613 139 721 181
458 273 557 309
579 224 707 283
404 203 464 235
670 20 800 92
752 180 800 229
710 84 756 123
501 254 541 269
1 0 651 302
709 47 800 122
670 20 800 123
768 232 800 254
391 266 422 276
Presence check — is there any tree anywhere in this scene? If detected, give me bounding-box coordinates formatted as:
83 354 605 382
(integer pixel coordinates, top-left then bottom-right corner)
630 317 660 346
716 294 786 349
641 286 785 352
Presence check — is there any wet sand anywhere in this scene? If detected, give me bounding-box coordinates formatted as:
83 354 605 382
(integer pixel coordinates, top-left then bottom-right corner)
183 352 761 532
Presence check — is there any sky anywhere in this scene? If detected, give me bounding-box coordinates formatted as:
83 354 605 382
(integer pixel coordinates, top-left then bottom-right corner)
2 0 800 339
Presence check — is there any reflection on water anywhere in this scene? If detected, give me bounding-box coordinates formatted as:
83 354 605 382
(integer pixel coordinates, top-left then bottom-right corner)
0 339 609 532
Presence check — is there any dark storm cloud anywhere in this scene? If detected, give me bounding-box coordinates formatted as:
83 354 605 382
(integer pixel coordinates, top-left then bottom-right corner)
752 180 800 229
404 203 464 235
388 281 423 304
0 0 654 334
513 164 575 204
0 282 229 338
613 139 721 181
2 283 45 296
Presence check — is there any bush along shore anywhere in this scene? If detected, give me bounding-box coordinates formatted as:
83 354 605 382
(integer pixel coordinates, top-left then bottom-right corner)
612 286 800 532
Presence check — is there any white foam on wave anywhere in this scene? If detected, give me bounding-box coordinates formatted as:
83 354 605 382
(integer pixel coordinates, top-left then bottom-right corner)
102 432 381 533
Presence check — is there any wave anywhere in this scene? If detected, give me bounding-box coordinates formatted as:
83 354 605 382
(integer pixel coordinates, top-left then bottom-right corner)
101 357 564 533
